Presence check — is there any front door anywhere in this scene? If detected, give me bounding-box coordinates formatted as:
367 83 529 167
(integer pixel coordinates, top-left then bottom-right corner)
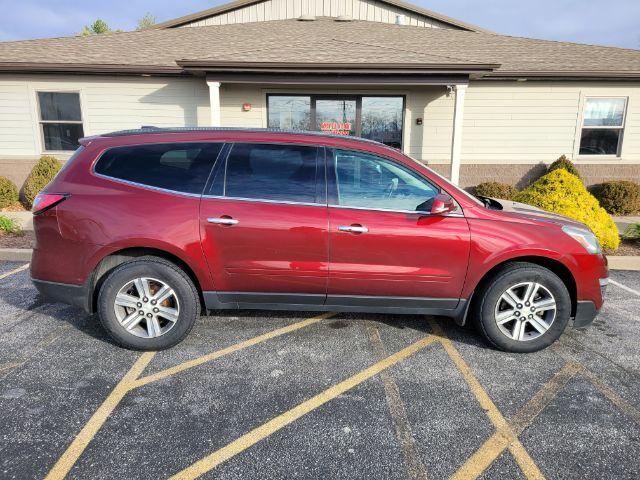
313 98 358 136
199 142 328 305
326 148 470 307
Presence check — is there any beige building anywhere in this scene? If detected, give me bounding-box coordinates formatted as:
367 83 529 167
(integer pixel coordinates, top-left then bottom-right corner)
0 0 639 190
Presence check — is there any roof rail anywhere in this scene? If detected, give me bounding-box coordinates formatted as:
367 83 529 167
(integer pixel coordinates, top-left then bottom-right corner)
101 126 388 147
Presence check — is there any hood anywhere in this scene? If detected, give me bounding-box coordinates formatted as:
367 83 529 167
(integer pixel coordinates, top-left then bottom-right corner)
487 198 588 229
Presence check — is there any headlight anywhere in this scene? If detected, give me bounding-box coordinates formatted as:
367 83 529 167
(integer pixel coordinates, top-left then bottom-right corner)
562 225 601 254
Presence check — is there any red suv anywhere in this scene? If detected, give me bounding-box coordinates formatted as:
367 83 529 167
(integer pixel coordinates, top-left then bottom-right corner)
30 128 608 352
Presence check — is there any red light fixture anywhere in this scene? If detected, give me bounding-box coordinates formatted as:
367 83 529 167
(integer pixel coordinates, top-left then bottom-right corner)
32 193 69 215
242 103 252 112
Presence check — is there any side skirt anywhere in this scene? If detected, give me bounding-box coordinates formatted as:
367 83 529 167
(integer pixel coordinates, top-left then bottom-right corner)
203 291 468 322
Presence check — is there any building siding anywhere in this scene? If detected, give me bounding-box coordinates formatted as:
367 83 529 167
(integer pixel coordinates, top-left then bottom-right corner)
1 74 639 190
180 0 452 28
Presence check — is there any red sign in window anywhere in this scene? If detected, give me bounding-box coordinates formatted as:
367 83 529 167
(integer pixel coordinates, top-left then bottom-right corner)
320 121 352 135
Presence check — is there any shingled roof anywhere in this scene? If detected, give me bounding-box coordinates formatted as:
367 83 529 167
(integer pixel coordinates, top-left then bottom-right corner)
0 17 639 79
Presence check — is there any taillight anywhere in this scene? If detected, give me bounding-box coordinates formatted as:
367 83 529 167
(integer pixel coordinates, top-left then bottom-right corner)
32 193 69 215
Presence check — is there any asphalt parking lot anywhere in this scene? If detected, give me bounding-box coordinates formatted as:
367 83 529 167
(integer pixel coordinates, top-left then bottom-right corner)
1 261 639 480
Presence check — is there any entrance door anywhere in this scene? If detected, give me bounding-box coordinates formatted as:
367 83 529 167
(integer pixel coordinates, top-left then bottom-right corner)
313 97 359 136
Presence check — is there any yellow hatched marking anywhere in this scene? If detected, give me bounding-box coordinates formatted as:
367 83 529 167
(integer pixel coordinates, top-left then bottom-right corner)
427 319 545 480
132 313 333 388
0 263 29 280
170 335 439 480
45 352 156 480
45 314 331 479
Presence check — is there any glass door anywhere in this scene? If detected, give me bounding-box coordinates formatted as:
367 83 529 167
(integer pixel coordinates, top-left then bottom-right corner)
313 98 359 137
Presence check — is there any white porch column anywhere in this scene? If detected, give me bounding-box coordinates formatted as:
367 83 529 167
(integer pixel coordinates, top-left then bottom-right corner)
206 80 221 127
450 84 467 185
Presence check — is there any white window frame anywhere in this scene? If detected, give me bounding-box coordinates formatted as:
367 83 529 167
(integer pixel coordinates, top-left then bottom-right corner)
35 90 85 154
576 96 628 159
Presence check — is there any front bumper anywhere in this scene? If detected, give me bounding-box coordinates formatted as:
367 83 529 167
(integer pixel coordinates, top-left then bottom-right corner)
32 277 91 313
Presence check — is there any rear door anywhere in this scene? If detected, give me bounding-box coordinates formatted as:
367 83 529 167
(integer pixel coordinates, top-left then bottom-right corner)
326 148 470 308
199 142 328 305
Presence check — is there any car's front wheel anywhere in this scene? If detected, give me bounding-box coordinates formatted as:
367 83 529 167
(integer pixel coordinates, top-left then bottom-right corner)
97 257 199 350
472 262 571 353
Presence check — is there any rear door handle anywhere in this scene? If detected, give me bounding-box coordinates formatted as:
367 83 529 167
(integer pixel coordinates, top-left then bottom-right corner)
338 225 368 234
207 217 239 226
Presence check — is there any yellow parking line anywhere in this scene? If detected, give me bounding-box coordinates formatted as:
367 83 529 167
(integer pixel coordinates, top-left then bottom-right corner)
45 314 330 479
367 324 428 480
451 362 579 479
0 263 29 280
170 334 439 480
427 319 545 480
132 313 333 388
45 352 156 480
580 367 640 425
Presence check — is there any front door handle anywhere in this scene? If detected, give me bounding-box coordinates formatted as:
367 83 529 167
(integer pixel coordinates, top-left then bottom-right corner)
338 225 368 234
207 217 239 226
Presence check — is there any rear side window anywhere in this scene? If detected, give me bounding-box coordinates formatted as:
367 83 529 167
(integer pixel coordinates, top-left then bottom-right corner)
95 143 222 194
223 143 321 203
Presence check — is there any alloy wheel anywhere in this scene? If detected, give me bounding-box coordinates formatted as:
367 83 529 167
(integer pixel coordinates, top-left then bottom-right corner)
113 277 180 338
493 281 556 342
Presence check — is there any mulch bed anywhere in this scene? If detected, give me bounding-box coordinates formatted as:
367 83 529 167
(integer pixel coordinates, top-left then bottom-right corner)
0 203 28 213
0 230 35 249
606 239 640 257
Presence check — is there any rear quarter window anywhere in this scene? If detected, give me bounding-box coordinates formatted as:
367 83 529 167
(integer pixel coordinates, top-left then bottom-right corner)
94 143 222 194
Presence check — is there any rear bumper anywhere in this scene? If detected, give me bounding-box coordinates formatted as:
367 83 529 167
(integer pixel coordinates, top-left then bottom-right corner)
573 300 600 328
32 278 91 313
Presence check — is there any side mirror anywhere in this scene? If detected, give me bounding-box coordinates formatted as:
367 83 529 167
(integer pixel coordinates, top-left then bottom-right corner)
430 193 456 215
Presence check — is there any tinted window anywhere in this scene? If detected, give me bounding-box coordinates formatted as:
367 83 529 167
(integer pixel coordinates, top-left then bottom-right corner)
224 143 320 203
333 149 438 212
95 143 222 194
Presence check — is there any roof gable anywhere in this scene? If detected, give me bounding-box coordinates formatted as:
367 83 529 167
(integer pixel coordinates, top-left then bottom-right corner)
154 0 489 32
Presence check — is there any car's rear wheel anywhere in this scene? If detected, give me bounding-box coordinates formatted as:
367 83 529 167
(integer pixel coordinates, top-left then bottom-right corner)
472 262 571 353
97 257 199 350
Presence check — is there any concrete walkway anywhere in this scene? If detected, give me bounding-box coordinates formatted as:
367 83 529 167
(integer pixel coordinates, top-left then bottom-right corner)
614 216 640 235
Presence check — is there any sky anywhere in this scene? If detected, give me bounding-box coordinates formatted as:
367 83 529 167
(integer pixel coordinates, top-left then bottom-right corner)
0 0 638 49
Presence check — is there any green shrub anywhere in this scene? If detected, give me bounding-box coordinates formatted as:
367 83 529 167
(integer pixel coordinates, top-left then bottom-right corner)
622 223 640 241
0 176 19 208
0 215 21 234
513 169 619 250
591 181 640 216
547 155 580 179
473 182 518 200
23 156 63 208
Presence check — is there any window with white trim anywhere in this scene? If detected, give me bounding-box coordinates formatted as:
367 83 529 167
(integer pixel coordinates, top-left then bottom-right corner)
37 92 85 151
579 97 627 156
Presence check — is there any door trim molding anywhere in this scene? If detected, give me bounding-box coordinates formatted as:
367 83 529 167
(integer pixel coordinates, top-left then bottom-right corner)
203 291 465 318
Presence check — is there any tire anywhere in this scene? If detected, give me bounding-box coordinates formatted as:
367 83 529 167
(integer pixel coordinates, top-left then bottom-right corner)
97 256 200 350
472 262 571 353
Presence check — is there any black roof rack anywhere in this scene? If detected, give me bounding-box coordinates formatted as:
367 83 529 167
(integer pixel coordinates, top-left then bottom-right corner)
102 126 386 147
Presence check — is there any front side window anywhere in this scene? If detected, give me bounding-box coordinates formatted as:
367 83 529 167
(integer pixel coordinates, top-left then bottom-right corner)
332 149 439 212
579 97 627 155
95 143 222 194
224 143 320 203
37 92 85 151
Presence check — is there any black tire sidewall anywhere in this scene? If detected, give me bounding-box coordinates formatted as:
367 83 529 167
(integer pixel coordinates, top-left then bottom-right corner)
477 266 571 353
98 259 199 350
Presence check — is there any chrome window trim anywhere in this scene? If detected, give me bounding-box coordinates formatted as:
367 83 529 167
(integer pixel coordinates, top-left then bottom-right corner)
328 203 464 217
201 194 322 208
92 172 203 198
